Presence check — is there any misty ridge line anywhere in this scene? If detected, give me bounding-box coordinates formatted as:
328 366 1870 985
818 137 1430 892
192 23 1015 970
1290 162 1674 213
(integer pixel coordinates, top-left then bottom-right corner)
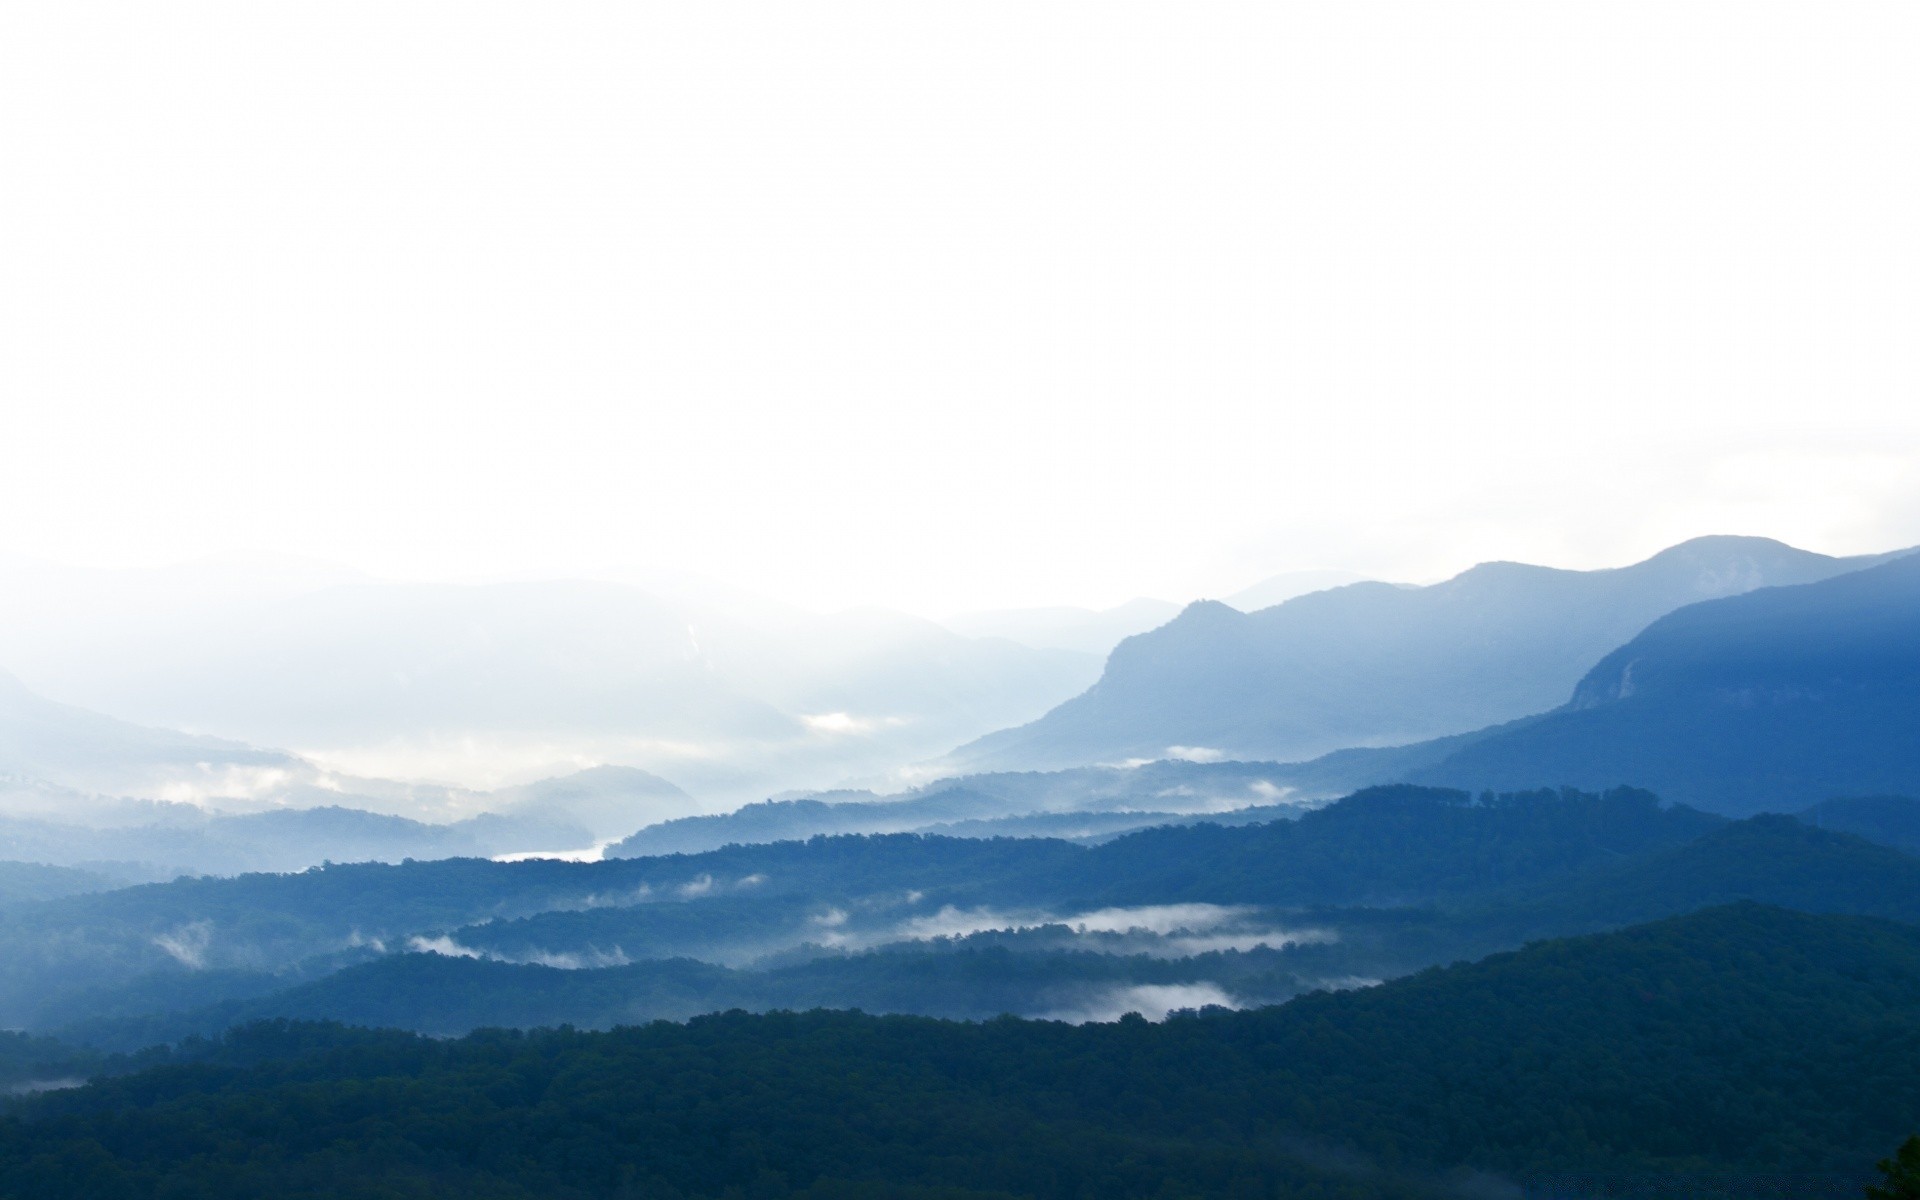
5 535 1902 821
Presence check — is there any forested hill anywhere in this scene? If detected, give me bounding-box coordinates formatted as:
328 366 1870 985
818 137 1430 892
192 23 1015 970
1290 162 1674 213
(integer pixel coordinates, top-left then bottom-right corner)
0 786 1728 1029
1066 783 1720 905
1414 550 1920 813
53 803 1920 1045
4 905 1915 1200
17 784 1920 1039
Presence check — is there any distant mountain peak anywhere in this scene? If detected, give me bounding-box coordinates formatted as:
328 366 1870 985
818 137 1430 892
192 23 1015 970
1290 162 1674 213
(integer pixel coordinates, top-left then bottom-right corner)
1172 598 1244 624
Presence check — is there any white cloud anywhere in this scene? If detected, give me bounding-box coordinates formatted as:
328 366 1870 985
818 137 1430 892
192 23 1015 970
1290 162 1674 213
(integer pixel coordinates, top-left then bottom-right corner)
882 902 1330 959
1043 983 1240 1025
152 920 213 969
408 934 629 970
1065 904 1251 936
896 905 1034 941
811 907 849 928
520 946 631 970
1164 747 1226 764
408 934 483 959
800 713 883 735
155 766 295 806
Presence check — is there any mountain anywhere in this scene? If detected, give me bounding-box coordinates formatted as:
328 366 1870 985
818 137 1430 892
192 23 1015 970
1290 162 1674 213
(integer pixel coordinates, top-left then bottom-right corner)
0 668 295 798
1799 795 1920 855
0 570 1100 802
1222 567 1374 612
1410 551 1920 813
55 790 1920 1050
0 785 1737 1033
0 861 132 906
0 667 618 871
0 803 591 879
944 536 1901 774
9 906 1920 1198
1070 784 1723 907
608 759 1311 856
940 597 1181 655
491 765 696 842
22 779 1920 1063
1495 814 1920 928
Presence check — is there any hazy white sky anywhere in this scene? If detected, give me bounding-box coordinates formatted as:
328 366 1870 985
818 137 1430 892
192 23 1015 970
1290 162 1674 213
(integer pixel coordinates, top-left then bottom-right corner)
4 3 1917 615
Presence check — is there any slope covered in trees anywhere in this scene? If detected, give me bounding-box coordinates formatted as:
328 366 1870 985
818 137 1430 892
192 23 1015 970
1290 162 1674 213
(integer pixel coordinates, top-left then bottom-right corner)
0 786 1733 1030
3 906 1914 1199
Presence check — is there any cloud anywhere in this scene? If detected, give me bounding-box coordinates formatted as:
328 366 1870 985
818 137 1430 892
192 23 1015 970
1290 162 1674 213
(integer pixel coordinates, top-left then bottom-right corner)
1065 904 1252 935
520 946 631 970
152 920 213 969
578 883 653 908
344 928 387 954
895 905 1036 941
408 934 630 970
883 903 1331 958
1311 975 1384 992
800 713 910 736
1164 746 1226 763
1043 983 1240 1024
408 934 483 959
675 873 715 898
155 766 295 806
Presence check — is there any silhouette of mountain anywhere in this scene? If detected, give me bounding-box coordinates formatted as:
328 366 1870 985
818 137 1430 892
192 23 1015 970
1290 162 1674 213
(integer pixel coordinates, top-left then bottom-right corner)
0 572 1100 802
492 764 697 842
1797 795 1920 855
0 667 294 796
945 536 1899 774
1411 552 1920 813
607 759 1309 856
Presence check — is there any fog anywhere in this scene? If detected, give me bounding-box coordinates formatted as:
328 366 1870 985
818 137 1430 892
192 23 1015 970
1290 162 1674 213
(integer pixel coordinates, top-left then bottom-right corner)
2 4 1917 618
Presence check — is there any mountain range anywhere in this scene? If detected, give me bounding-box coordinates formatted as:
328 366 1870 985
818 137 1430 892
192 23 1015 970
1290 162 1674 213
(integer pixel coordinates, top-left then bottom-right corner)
4 537 1919 1198
0 558 1107 803
6 533 1919 873
12 781 1920 1042
1396 550 1920 812
945 536 1902 774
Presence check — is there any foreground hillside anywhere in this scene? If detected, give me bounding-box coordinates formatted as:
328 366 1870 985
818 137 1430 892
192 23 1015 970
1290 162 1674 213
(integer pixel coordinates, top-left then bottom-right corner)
3 906 1912 1199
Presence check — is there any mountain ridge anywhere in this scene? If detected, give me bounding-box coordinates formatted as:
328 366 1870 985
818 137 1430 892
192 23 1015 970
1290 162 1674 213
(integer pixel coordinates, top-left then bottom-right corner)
943 536 1902 775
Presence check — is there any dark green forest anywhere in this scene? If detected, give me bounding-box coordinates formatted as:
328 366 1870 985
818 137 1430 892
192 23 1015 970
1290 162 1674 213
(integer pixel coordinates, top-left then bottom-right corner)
5 784 1920 1197
4 905 1916 1199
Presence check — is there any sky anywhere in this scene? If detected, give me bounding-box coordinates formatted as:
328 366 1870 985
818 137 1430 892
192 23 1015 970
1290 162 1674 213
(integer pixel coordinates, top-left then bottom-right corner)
4 2 1917 617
